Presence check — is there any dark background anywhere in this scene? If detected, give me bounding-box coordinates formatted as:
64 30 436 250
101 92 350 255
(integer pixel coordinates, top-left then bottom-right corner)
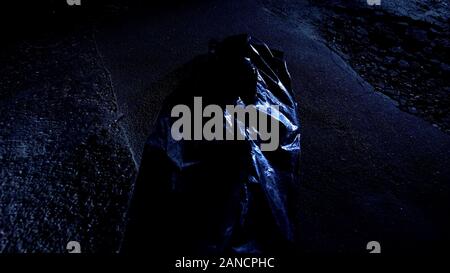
0 0 449 256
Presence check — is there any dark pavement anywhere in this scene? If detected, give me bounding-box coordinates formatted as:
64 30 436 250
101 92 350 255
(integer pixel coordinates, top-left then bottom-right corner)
94 0 450 254
0 30 136 252
0 0 449 254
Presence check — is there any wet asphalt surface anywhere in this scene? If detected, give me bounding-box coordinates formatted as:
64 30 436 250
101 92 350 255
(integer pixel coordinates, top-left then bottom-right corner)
1 0 450 254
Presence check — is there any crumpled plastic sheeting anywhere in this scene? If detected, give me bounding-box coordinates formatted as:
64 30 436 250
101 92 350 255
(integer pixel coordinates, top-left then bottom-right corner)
122 34 301 255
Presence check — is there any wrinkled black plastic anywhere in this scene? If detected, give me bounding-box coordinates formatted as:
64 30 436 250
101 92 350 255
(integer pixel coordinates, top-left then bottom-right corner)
122 35 300 255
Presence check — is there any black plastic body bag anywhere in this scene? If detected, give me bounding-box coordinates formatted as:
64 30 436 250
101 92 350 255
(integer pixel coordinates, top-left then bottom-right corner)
122 35 301 256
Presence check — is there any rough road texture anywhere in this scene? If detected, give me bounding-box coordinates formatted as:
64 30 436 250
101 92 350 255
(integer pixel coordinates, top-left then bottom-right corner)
0 29 136 253
0 0 449 254
264 0 450 133
318 3 450 133
96 0 450 254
